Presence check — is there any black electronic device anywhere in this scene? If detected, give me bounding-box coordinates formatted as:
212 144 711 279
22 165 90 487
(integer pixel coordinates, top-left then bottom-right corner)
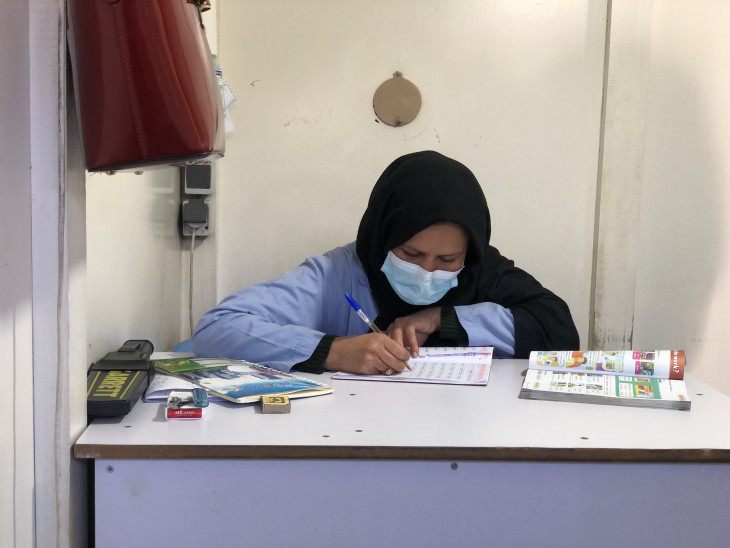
87 340 154 419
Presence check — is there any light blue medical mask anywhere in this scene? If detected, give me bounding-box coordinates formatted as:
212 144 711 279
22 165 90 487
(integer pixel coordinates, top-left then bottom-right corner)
380 251 463 305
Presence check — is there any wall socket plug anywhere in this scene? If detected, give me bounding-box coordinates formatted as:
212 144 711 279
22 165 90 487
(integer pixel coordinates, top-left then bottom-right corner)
180 199 210 237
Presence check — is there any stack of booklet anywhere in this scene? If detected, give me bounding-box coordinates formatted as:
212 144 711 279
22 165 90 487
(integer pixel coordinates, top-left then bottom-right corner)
518 350 690 410
148 357 333 404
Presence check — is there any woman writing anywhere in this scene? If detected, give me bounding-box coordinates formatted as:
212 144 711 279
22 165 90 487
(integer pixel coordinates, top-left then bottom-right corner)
191 151 579 375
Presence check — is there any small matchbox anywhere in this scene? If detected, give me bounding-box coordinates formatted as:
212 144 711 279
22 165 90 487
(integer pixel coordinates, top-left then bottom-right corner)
261 395 291 414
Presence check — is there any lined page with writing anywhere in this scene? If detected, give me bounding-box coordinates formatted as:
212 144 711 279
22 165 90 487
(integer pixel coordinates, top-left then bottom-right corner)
331 347 493 385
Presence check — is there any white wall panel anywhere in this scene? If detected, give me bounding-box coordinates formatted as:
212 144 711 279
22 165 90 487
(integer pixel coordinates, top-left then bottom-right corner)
633 0 730 395
213 0 607 346
0 1 34 538
86 170 183 357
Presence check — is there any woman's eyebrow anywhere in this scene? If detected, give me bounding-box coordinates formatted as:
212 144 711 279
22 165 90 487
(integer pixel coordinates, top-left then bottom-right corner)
397 244 422 254
397 242 467 256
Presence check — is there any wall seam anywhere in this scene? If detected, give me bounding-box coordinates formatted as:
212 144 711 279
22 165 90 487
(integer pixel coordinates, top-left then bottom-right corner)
588 0 613 349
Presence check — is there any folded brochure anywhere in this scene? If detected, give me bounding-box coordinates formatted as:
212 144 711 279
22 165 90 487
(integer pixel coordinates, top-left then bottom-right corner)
145 371 225 402
154 357 333 404
518 350 690 410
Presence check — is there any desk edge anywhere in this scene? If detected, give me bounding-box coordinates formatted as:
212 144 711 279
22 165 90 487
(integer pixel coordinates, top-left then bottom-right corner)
73 444 730 463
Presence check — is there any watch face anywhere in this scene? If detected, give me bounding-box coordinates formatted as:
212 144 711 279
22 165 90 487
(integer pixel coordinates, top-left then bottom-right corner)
373 73 422 127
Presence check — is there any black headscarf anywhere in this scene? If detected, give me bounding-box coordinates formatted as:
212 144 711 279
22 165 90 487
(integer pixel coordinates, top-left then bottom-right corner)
356 150 580 355
357 151 502 323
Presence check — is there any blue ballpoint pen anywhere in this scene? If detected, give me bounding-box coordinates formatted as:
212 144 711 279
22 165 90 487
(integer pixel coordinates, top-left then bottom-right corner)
344 293 412 371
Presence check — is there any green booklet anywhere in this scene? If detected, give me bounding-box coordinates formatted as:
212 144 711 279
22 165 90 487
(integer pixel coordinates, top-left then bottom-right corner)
154 357 333 404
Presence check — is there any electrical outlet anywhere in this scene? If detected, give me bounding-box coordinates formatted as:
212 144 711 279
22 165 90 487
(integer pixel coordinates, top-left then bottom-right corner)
180 199 210 237
181 164 212 195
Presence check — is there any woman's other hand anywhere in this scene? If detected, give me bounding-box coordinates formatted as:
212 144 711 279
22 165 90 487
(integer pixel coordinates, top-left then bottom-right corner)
386 308 441 358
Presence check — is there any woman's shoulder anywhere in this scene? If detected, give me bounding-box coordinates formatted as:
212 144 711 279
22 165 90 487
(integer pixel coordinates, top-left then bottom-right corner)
291 242 367 296
303 242 365 276
322 241 358 259
307 241 355 265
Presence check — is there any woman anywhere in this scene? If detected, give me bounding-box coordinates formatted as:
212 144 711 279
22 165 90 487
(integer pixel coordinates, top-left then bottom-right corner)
191 151 579 374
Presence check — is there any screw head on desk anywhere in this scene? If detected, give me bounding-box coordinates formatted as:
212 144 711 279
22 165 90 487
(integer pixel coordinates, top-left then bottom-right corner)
105 465 114 473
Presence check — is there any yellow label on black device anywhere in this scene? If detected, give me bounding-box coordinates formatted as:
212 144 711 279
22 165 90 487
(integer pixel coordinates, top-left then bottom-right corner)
88 370 142 400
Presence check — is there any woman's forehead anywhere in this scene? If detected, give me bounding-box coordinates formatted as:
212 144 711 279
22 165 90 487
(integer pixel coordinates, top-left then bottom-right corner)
398 222 468 252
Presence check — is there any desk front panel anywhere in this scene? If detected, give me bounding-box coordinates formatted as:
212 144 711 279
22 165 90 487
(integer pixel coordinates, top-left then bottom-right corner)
94 457 730 548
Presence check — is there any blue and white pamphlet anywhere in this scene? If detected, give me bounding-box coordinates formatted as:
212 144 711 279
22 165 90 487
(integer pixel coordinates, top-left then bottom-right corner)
154 357 333 403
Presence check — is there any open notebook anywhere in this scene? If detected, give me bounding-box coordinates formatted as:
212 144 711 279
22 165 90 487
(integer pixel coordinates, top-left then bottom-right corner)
331 346 493 385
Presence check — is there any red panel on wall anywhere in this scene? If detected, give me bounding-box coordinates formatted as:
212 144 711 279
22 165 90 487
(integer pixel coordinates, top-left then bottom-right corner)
68 0 224 172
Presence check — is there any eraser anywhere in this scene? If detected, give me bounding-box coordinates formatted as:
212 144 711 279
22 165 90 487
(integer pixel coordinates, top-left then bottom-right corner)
261 395 291 414
165 390 207 420
166 406 204 420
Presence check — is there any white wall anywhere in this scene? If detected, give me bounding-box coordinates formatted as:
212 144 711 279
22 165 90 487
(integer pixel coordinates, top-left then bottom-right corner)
214 0 607 348
84 0 606 355
3 1 87 546
82 0 730 398
590 0 652 349
66 65 90 548
86 169 184 356
2 3 34 545
632 1 730 393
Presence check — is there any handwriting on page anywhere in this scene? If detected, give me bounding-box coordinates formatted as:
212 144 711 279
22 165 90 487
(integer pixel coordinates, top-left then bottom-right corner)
331 347 494 386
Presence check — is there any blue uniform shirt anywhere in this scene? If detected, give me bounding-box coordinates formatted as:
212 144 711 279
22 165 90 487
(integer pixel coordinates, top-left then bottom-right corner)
191 242 515 372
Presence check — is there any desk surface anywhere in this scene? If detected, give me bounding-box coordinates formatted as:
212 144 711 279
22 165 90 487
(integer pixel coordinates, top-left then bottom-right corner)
74 359 730 462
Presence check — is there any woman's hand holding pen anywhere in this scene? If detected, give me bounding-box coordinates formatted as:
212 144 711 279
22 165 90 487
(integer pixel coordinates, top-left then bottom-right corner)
385 308 441 359
324 334 411 375
324 306 440 374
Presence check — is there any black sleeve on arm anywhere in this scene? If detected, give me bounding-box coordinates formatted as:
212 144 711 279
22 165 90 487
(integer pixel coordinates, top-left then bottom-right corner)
439 306 470 346
485 259 580 358
291 334 336 374
511 297 580 358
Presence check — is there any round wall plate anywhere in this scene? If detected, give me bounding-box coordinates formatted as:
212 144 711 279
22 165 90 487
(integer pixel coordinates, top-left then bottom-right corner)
373 72 422 127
